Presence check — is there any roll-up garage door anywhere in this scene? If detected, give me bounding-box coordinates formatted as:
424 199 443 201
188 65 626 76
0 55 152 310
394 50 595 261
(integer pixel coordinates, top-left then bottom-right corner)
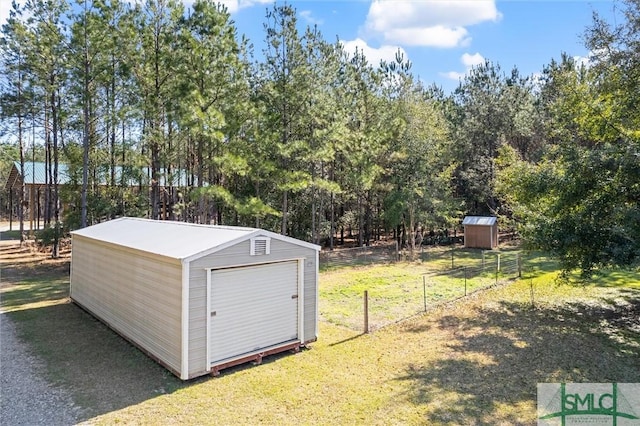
210 261 298 364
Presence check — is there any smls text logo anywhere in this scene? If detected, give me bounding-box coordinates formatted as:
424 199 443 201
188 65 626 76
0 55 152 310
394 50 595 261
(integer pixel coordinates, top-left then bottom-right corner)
538 383 640 425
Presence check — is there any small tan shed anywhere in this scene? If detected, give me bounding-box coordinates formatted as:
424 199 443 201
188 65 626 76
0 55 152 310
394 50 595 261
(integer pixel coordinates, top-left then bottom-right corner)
70 217 320 379
462 216 498 249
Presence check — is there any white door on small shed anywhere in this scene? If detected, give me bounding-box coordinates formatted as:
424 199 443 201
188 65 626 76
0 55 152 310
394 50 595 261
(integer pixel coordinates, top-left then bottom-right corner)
209 261 299 364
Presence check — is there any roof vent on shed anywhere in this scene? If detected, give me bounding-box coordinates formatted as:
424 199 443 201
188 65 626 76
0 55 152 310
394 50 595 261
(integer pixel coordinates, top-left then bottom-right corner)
250 237 270 256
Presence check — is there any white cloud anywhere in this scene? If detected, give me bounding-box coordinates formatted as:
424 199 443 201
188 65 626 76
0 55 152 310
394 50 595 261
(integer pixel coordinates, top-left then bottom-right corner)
365 0 501 48
384 25 470 48
0 0 27 26
367 0 501 30
461 52 485 67
184 1 273 14
341 38 407 67
573 50 606 69
216 1 239 13
125 0 197 8
237 0 273 12
573 54 589 69
530 72 544 94
441 52 485 81
299 10 323 25
441 71 466 81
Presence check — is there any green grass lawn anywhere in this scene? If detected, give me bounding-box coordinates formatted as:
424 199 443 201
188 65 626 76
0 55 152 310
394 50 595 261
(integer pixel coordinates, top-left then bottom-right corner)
2 250 639 425
320 247 527 331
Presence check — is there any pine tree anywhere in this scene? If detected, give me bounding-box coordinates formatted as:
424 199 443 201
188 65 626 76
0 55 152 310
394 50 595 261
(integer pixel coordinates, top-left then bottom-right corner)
0 1 32 243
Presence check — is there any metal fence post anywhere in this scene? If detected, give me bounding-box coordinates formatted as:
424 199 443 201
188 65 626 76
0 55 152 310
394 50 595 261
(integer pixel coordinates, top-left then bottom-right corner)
530 279 535 308
517 253 522 278
464 267 467 296
451 247 455 269
364 290 369 334
423 276 427 312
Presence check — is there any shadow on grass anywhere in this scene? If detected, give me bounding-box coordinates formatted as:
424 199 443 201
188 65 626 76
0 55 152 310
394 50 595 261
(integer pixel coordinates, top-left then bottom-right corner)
520 252 559 276
397 293 640 425
2 260 70 281
1 281 69 308
1 263 71 309
8 300 308 421
328 333 367 347
587 268 640 289
7 303 191 421
3 260 307 423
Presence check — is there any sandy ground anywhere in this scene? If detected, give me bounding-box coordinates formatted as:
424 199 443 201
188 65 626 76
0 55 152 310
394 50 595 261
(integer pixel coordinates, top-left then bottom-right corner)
1 237 79 425
0 313 80 425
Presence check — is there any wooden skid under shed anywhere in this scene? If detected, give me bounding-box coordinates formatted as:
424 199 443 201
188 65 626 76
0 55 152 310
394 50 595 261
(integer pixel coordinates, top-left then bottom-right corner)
209 341 304 376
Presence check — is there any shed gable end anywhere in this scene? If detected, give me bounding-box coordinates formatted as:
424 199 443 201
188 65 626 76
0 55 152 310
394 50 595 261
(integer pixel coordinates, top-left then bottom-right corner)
250 237 271 256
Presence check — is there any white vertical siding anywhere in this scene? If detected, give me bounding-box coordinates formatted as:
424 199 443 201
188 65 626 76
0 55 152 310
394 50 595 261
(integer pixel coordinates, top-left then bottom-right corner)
186 266 210 377
181 261 190 379
70 236 183 375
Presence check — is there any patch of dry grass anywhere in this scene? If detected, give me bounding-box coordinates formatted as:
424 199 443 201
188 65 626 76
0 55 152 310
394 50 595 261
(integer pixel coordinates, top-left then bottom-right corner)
320 248 524 331
2 244 639 425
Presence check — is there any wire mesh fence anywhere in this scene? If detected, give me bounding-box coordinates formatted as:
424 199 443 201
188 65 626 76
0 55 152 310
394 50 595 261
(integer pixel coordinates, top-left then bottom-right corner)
319 242 399 268
320 242 517 270
423 253 521 298
320 249 525 332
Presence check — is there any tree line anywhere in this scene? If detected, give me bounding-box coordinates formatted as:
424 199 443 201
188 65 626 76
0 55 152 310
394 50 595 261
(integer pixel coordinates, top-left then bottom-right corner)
1 0 638 274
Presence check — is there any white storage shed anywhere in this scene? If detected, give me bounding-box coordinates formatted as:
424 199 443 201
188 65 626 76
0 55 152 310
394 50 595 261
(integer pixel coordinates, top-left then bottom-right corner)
70 217 320 379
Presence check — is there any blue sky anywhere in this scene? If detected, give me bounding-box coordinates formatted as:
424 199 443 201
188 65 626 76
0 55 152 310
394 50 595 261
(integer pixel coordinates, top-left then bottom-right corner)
228 0 620 92
0 0 621 92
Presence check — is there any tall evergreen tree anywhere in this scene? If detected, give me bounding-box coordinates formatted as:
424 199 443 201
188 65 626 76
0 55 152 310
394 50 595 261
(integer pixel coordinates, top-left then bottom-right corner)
178 0 248 224
260 4 305 235
132 0 183 220
451 61 508 216
341 49 387 246
0 1 32 243
382 56 453 251
25 0 69 255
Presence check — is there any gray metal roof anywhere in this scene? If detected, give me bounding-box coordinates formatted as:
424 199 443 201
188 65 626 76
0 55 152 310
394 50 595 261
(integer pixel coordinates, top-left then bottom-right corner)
6 161 190 188
71 217 320 261
110 166 191 187
11 161 71 185
462 216 497 226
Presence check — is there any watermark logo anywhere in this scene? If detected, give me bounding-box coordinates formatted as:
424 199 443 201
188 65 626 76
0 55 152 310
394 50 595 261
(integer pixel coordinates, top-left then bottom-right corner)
538 383 640 425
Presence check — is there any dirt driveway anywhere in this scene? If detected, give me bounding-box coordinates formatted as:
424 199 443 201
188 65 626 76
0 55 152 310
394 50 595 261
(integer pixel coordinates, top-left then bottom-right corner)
1 238 80 425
